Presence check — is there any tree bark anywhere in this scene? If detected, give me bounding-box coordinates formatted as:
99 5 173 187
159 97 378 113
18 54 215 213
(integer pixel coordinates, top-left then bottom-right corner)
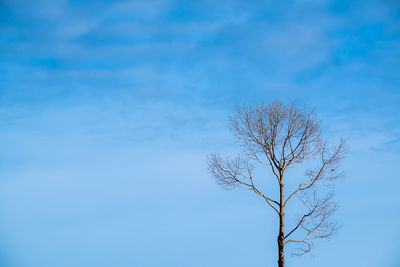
278 229 284 267
278 181 285 267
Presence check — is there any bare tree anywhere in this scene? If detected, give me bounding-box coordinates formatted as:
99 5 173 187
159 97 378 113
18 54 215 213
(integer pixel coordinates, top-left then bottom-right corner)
208 101 346 267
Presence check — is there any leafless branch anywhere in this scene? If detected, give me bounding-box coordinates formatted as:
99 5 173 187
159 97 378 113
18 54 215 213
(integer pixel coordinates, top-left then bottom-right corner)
284 138 346 206
208 153 280 214
285 191 339 255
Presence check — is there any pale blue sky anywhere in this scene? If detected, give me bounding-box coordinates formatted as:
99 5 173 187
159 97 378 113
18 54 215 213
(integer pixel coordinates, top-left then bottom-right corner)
0 0 399 266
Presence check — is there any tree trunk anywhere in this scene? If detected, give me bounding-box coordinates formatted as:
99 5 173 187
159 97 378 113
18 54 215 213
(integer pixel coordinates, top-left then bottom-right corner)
278 181 285 267
278 229 285 267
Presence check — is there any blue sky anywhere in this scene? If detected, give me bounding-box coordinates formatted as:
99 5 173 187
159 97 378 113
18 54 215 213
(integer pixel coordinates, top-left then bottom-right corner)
0 0 399 266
